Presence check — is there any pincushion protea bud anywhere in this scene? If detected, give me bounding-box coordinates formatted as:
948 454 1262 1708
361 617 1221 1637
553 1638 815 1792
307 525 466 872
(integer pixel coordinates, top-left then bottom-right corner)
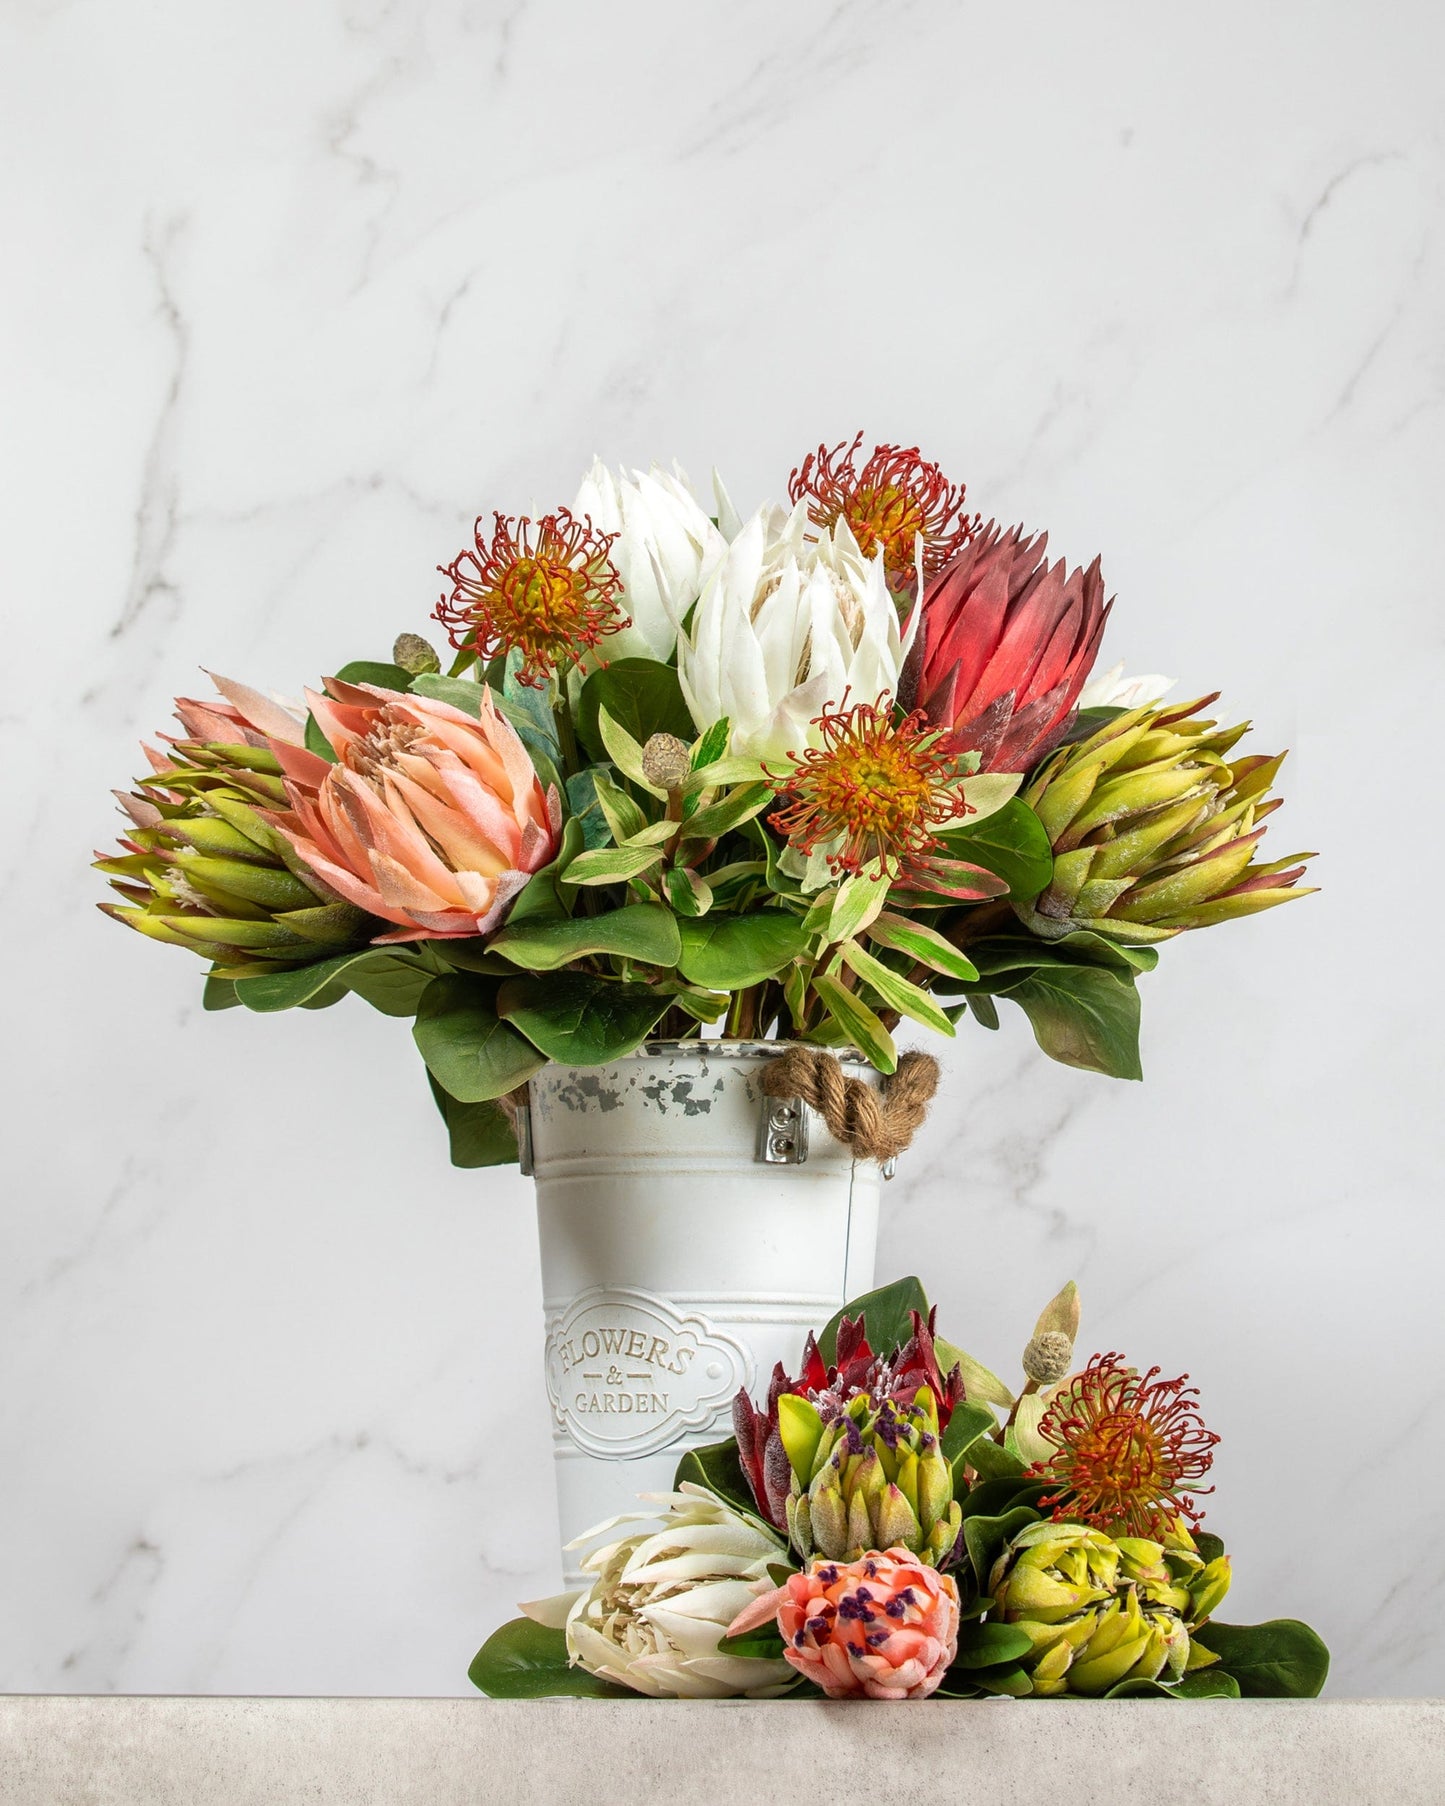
989 1520 1230 1696
1017 696 1315 944
96 678 373 975
910 522 1109 771
728 1548 961 1699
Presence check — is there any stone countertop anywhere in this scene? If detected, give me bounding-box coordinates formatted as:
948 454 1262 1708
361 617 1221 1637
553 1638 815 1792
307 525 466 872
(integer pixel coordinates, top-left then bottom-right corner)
1 1698 1441 1806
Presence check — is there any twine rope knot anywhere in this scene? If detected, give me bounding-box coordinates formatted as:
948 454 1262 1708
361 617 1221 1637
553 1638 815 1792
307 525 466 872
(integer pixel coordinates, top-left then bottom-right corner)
760 1046 940 1165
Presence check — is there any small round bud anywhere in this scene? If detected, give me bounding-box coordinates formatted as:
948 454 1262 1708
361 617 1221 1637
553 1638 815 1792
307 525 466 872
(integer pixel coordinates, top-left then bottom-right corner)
392 632 441 676
641 732 691 791
1022 1330 1073 1387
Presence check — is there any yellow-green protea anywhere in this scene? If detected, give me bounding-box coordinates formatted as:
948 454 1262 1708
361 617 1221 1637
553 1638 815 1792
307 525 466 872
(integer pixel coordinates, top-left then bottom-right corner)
96 679 373 977
1016 695 1315 944
989 1521 1231 1697
778 1387 961 1567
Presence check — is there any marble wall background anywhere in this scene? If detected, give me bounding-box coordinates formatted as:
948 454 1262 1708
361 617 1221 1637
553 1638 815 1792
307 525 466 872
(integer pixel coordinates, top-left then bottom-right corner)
2 0 1441 1697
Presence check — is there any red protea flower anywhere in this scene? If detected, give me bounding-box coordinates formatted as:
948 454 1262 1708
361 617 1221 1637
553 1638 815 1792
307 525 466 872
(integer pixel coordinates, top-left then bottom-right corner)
910 522 1110 772
1027 1352 1220 1540
789 434 977 589
435 508 627 687
734 1309 964 1533
765 695 973 879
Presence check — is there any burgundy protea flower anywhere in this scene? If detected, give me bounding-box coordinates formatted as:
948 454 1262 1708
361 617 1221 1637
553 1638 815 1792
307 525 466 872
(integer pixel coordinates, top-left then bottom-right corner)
789 434 977 590
1026 1352 1220 1540
910 522 1110 772
734 1309 964 1532
435 508 627 687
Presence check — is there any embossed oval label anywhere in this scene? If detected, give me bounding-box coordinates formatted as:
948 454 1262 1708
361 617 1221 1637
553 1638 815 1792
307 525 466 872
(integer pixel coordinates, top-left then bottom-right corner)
544 1287 753 1459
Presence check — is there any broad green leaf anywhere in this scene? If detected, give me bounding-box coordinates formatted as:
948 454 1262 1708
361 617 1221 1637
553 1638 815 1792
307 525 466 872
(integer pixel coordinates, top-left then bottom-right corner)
949 1622 1035 1669
676 912 810 989
426 1074 518 1168
958 1478 1051 1522
232 950 387 1013
562 843 665 887
1009 963 1144 1080
591 768 649 844
202 975 240 1011
664 865 712 917
497 972 672 1064
957 771 1023 822
965 1437 1027 1482
940 1402 1000 1468
407 672 486 717
488 904 681 972
413 975 547 1102
564 768 609 849
840 939 956 1036
468 1618 628 1699
678 781 773 842
1192 1621 1330 1698
967 992 1001 1030
817 1277 929 1364
865 911 978 983
940 797 1054 901
333 659 415 693
673 1437 763 1518
811 973 897 1073
343 955 435 1017
966 1663 1034 1697
1106 1670 1243 1699
577 658 695 765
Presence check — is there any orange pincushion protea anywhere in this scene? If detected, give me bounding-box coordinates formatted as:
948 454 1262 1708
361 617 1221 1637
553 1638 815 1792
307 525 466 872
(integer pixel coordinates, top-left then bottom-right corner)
1028 1353 1220 1540
435 508 627 686
789 434 977 588
765 696 972 878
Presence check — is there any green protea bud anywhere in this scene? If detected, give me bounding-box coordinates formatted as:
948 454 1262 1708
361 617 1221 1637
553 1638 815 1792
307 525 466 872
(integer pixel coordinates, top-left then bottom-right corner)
98 709 374 978
989 1519 1230 1696
1018 697 1315 945
784 1389 961 1567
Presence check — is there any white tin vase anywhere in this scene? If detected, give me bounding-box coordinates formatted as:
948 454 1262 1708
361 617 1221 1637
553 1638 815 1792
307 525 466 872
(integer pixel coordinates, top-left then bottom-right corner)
520 1041 884 1581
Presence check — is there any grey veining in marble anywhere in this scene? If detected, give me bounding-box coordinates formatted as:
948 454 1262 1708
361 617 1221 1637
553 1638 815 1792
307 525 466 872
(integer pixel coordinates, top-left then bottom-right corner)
1 0 1442 1698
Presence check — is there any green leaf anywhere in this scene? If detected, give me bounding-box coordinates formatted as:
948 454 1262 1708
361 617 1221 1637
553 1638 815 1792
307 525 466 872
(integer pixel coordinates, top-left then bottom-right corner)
1193 1620 1330 1698
962 1506 1043 1592
673 1438 762 1518
664 865 712 917
507 817 583 925
966 992 1000 1030
865 911 978 983
497 972 672 1064
562 843 665 887
777 1394 826 1484
468 1618 628 1699
817 1277 929 1364
1106 1669 1242 1700
413 974 548 1102
825 872 892 942
958 1478 1050 1521
488 904 681 972
564 768 609 849
426 1074 518 1168
1008 963 1144 1080
342 955 435 1017
964 1438 1027 1482
333 659 415 693
304 711 338 764
1194 1532 1227 1565
689 717 731 771
839 939 956 1037
576 658 695 765
676 912 810 990
678 781 773 842
940 1402 1000 1467
940 798 1055 901
407 672 487 717
949 1622 1036 1669
202 975 240 1011
811 973 897 1074
591 769 650 845
715 1624 787 1660
232 950 385 1013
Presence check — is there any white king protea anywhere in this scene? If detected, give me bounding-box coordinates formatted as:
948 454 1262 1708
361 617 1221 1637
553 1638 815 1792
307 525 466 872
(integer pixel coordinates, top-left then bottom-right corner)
524 1486 794 1699
571 459 731 664
1079 660 1176 711
675 504 913 762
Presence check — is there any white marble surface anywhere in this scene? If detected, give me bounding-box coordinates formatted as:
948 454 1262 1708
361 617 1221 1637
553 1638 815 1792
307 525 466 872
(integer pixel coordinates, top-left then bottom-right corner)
1 0 1441 1699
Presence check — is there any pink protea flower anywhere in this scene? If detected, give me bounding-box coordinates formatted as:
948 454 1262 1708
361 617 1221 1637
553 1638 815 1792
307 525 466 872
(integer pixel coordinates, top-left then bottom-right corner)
267 679 561 942
728 1549 960 1700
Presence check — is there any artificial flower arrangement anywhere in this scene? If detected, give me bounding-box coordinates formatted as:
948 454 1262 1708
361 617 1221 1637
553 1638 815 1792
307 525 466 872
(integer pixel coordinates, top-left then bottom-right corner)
471 1277 1329 1702
97 437 1314 1158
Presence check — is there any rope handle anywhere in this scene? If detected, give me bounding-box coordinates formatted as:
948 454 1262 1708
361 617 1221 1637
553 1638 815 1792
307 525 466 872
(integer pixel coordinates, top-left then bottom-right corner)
760 1046 940 1165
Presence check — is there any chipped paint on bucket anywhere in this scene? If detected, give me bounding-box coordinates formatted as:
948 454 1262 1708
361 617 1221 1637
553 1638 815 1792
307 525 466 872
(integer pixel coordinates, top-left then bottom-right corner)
528 1042 883 1581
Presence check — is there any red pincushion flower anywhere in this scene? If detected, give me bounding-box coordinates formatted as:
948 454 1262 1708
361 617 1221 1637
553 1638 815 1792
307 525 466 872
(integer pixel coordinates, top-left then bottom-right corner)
733 1309 965 1533
1027 1352 1220 1540
435 508 627 687
910 522 1110 772
765 696 972 879
789 434 977 589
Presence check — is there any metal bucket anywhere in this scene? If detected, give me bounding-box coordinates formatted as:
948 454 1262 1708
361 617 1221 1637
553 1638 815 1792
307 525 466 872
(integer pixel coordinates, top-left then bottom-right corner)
520 1042 883 1581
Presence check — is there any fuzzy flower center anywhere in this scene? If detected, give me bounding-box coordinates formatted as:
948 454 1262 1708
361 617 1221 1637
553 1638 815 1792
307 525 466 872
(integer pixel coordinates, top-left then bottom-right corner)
767 696 969 877
435 508 627 687
349 717 425 780
1028 1352 1220 1540
789 434 977 586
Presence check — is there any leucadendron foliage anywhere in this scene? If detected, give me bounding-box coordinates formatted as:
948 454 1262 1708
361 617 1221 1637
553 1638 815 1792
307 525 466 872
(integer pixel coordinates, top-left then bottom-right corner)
97 443 1316 1165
